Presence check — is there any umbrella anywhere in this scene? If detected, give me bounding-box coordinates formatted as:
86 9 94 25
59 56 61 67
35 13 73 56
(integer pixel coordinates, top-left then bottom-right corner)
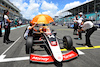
31 14 54 24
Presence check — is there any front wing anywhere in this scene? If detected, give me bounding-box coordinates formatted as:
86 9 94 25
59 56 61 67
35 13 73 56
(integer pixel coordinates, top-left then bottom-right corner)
30 50 78 63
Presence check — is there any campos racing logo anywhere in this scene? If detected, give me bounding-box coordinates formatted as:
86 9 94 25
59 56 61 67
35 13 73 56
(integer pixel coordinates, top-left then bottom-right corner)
32 57 49 61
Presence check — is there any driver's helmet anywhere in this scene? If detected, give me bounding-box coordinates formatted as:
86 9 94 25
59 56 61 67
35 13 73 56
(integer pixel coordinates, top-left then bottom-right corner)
43 24 46 26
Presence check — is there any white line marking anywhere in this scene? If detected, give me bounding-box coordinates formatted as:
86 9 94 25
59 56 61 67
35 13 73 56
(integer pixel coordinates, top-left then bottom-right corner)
1 37 21 55
77 49 85 55
0 56 29 62
0 55 6 59
0 49 85 62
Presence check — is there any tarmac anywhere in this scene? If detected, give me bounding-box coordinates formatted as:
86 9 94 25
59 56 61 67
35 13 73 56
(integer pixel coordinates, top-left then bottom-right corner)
0 24 100 67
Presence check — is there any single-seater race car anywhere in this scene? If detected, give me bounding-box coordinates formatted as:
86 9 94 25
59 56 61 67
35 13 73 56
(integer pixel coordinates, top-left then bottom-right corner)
25 25 79 63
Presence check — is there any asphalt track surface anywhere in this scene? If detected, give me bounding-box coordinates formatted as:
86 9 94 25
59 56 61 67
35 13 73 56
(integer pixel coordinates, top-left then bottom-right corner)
0 24 100 67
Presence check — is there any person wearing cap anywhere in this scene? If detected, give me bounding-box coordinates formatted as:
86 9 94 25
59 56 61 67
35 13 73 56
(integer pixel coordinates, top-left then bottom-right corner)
24 21 37 40
77 12 84 40
3 10 14 44
0 21 2 37
78 20 97 47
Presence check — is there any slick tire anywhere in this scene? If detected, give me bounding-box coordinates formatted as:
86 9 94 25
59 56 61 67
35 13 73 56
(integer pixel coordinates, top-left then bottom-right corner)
26 36 33 54
26 47 34 54
63 36 73 50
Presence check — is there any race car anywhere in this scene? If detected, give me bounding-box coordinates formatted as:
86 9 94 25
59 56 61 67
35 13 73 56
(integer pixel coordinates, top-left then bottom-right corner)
25 26 79 63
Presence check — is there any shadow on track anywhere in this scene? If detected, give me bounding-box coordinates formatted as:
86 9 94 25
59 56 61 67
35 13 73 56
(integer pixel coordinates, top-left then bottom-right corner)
76 43 85 46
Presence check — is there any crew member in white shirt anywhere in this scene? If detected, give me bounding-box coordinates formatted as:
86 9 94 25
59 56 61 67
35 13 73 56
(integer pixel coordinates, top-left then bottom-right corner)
3 10 14 44
77 12 84 40
78 20 97 47
24 22 37 40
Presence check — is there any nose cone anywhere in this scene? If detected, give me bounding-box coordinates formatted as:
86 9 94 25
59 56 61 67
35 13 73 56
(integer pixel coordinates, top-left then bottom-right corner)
54 53 63 62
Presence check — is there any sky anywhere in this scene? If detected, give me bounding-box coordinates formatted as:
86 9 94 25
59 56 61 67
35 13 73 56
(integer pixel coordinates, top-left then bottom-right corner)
9 0 92 19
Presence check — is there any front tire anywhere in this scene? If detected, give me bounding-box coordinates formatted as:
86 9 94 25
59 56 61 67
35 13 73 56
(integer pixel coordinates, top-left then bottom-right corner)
26 36 33 54
63 36 73 50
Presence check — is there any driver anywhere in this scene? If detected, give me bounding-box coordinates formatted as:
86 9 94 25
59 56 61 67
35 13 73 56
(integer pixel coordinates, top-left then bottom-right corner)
39 24 51 33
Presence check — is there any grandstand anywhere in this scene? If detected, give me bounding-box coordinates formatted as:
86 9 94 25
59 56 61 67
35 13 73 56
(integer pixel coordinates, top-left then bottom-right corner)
0 0 22 21
0 0 30 26
56 0 100 25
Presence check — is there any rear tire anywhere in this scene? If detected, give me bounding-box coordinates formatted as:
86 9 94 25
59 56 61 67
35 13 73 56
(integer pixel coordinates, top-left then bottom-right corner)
26 36 33 54
63 36 73 50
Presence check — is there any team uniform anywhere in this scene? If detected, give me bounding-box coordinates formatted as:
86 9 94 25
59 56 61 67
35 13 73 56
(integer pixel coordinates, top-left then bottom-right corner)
78 17 83 27
3 15 11 43
24 26 37 40
77 16 83 39
82 21 97 47
73 17 79 35
24 26 31 39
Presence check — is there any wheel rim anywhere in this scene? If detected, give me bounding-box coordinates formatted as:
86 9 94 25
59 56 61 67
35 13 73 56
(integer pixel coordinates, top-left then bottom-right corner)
63 38 68 48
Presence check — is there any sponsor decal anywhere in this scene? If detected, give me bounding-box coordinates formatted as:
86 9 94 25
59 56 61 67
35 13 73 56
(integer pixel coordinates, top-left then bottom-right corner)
63 54 75 59
63 51 78 61
51 41 57 46
32 57 49 61
30 54 54 63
